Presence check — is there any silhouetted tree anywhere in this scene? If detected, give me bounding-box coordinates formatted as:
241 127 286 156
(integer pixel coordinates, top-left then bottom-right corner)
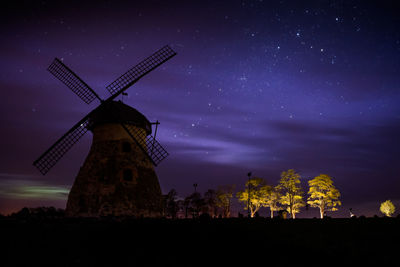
183 196 191 218
204 189 218 217
175 199 185 218
307 174 341 218
277 169 305 219
163 189 179 218
11 207 65 219
184 192 205 218
12 207 30 219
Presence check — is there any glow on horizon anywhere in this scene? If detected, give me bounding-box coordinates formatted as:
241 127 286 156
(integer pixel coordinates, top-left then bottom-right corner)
0 176 70 200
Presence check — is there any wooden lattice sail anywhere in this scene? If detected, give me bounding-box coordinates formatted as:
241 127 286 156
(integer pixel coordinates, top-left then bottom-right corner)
33 46 176 217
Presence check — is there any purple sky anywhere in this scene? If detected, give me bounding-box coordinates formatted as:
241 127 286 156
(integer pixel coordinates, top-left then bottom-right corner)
0 0 399 217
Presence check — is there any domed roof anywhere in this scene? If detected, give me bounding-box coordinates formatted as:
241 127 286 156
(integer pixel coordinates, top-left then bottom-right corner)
89 100 151 135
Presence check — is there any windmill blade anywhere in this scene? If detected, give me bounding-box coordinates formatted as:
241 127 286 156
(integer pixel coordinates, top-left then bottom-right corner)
146 135 169 165
33 116 91 175
48 58 101 104
106 45 177 99
122 123 169 166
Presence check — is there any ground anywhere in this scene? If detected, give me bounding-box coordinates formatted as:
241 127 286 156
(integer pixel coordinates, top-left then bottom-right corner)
1 216 399 266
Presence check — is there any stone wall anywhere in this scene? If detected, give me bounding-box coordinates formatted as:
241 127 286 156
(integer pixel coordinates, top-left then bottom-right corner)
66 123 162 217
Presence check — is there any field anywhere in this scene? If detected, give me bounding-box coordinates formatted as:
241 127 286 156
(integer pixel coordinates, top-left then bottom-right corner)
1 216 399 266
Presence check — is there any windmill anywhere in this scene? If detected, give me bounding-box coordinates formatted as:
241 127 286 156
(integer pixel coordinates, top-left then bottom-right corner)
33 45 177 217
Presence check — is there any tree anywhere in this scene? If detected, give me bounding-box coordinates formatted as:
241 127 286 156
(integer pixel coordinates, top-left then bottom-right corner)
265 188 281 218
183 195 191 218
380 200 396 217
184 192 204 218
277 169 305 219
237 178 271 218
216 184 235 218
307 174 341 218
204 189 218 217
163 189 179 218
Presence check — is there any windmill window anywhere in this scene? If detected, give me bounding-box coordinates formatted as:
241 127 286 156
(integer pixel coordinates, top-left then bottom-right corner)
123 169 133 181
122 142 131 152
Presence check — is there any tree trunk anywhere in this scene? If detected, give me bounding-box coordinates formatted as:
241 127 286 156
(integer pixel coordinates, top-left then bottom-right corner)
270 208 274 218
320 206 324 219
251 205 258 218
226 199 231 218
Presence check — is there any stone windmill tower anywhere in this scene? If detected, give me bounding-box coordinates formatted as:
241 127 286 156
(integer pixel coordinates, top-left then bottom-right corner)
33 46 176 217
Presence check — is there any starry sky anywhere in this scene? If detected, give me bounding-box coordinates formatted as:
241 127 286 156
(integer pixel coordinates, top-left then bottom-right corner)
0 0 399 217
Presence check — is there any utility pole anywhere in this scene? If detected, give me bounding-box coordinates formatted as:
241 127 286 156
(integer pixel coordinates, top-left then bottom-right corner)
247 172 252 218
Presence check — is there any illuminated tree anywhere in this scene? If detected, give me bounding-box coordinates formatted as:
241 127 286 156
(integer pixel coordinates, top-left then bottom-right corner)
307 174 341 218
216 184 235 218
237 178 271 218
265 187 281 218
277 169 305 219
380 200 396 217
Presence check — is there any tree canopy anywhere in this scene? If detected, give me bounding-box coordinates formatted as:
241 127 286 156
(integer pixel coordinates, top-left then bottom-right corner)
380 200 395 217
204 189 217 217
265 188 281 218
307 174 341 218
163 189 179 218
216 184 235 218
276 169 304 219
237 177 271 218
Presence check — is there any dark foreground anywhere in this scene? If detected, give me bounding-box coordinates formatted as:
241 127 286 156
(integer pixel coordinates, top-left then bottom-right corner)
1 217 399 266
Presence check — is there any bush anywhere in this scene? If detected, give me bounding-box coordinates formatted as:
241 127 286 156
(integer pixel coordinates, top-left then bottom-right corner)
10 207 65 219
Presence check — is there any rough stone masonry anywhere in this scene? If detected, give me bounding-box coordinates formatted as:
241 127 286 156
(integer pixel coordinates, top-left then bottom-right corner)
66 101 163 217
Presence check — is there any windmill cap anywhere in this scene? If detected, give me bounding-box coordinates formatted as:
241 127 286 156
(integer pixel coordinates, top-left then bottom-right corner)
89 100 152 135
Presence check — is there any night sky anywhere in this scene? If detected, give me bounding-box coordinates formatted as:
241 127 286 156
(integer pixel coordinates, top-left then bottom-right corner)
1 0 399 217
